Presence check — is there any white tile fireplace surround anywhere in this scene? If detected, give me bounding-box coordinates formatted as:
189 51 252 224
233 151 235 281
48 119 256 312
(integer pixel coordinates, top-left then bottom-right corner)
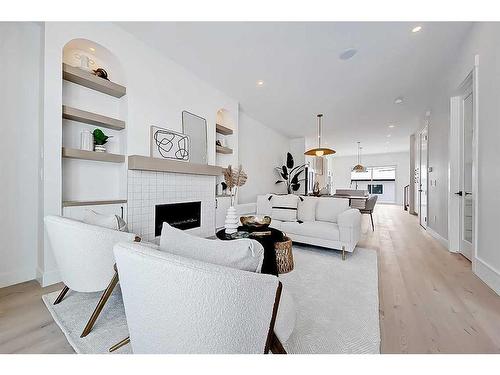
127 170 216 241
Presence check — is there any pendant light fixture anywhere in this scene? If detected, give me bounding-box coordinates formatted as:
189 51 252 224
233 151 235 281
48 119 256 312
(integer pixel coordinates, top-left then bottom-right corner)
352 141 366 172
304 114 336 156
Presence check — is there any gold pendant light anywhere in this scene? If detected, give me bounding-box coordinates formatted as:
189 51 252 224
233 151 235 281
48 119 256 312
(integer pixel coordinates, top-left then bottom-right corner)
352 141 366 172
304 114 336 156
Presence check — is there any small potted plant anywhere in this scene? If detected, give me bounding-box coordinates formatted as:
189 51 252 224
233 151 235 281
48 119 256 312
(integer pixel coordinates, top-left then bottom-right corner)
93 129 111 152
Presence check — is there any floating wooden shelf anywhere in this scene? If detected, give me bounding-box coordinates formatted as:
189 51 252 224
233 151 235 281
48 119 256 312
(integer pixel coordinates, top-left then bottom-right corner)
62 105 125 131
216 123 233 135
62 63 126 98
62 147 125 163
216 145 233 154
128 155 224 176
62 199 127 207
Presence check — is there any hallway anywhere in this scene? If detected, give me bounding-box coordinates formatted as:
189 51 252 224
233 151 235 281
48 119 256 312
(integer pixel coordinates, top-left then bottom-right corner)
360 204 500 353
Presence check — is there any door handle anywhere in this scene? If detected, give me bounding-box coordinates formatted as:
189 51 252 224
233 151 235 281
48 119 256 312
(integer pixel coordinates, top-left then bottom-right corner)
455 191 463 196
464 192 472 196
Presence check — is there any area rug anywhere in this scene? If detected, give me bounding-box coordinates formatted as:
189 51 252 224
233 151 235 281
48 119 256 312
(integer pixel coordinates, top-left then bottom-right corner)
42 245 380 354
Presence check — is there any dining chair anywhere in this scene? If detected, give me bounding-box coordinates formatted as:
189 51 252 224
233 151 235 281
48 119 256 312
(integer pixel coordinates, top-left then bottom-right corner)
358 195 378 231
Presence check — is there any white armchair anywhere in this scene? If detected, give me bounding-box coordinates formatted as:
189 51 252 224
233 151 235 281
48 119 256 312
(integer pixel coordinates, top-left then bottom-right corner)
115 242 285 354
44 215 138 337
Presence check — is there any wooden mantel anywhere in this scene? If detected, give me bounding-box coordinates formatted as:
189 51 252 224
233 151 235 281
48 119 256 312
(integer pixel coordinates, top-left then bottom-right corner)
128 155 225 176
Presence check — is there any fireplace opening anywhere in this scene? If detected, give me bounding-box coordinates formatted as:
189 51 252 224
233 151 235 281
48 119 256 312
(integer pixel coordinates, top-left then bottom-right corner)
155 201 201 236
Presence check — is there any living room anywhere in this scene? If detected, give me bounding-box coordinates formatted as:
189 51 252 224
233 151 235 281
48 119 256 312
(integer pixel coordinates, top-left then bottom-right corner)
1 1 500 372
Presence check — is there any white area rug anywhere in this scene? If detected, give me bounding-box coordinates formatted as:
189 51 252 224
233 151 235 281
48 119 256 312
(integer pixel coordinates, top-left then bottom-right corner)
42 246 380 354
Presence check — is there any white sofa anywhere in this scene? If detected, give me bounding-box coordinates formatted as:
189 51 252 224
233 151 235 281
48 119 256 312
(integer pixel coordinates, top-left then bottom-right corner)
238 195 361 258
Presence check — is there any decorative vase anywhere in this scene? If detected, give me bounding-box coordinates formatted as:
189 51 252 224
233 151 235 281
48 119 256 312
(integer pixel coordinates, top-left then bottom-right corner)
94 144 106 153
224 206 239 234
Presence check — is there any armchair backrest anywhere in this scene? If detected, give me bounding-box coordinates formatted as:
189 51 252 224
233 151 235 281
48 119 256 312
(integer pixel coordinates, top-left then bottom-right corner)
44 215 136 292
365 195 378 211
114 242 281 354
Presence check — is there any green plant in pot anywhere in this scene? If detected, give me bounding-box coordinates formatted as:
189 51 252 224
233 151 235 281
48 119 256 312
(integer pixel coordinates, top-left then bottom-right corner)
275 152 306 193
93 128 111 152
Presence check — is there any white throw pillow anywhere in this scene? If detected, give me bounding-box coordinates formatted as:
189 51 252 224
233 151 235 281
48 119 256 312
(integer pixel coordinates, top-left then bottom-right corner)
159 222 264 273
270 194 299 222
83 209 128 232
297 196 317 222
256 194 273 216
315 198 349 223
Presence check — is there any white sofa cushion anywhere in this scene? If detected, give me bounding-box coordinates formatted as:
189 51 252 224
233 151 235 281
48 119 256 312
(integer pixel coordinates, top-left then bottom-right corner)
159 222 264 273
281 221 340 241
315 198 349 223
270 194 299 222
83 209 128 232
297 196 317 222
256 194 273 215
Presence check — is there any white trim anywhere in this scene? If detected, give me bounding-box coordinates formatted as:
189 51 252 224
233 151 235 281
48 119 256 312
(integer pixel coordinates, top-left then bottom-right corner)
0 267 37 288
472 55 480 268
474 257 500 296
40 268 62 287
426 226 449 250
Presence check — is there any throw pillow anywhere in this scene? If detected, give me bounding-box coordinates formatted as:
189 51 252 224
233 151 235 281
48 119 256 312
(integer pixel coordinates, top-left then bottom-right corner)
159 222 264 273
270 194 299 222
83 209 128 232
315 198 349 223
297 196 317 222
256 194 273 216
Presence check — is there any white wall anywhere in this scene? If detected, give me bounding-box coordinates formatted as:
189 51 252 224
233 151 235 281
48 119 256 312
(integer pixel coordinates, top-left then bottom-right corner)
238 112 291 203
330 151 410 205
40 22 240 286
0 23 42 287
426 22 500 293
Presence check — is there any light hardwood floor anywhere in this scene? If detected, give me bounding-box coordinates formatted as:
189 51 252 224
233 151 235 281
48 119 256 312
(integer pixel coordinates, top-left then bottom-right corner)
1 204 499 354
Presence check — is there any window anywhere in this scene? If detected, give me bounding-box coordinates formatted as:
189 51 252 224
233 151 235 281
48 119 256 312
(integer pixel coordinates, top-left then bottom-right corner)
368 184 383 194
351 166 396 181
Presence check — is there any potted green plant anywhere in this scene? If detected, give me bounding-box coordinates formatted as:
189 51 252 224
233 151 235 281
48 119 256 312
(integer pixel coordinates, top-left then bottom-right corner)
275 152 306 194
93 129 111 152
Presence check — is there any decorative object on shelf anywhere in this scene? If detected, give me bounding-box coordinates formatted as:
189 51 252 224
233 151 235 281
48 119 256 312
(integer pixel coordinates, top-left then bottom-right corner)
312 181 321 196
304 114 336 156
74 53 95 72
314 156 324 175
352 141 366 173
93 128 112 152
182 111 207 164
223 165 248 234
92 68 109 81
150 126 189 161
275 152 306 193
80 130 93 151
216 140 222 147
240 215 272 230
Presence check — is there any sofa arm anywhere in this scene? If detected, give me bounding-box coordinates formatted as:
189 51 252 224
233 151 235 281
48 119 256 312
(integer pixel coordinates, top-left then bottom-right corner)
337 209 361 250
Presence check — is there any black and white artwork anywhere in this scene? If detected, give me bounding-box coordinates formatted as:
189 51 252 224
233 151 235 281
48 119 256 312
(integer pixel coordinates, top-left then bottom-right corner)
150 126 190 161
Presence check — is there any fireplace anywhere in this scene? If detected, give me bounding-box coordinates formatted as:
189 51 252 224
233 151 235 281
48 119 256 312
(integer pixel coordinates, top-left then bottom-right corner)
155 201 201 236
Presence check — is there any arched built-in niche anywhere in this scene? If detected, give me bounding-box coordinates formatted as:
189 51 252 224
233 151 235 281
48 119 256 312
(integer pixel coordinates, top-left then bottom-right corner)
61 38 128 213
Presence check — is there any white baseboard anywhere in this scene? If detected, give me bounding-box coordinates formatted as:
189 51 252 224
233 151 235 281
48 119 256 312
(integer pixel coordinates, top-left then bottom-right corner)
426 226 449 250
0 267 36 288
474 257 500 296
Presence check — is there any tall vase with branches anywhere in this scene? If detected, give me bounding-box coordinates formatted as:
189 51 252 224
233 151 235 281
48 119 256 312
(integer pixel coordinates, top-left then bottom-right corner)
223 165 247 234
275 152 306 194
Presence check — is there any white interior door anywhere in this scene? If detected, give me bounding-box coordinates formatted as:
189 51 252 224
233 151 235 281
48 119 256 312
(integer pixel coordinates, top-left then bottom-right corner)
459 85 474 260
419 126 428 228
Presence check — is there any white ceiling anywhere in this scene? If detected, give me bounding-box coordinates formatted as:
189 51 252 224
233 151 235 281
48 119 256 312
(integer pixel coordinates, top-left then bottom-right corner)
118 22 472 155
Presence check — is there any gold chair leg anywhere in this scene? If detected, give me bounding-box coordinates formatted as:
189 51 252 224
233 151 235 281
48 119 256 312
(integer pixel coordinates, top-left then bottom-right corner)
109 336 130 352
54 285 69 305
81 269 119 338
342 246 346 261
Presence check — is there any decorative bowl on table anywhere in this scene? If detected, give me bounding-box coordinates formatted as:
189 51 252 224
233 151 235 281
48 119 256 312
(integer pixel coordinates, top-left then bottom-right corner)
240 215 272 230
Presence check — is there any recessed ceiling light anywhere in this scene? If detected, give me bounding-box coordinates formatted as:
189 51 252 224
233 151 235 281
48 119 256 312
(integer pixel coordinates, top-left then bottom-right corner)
412 26 422 33
339 48 358 60
386 141 390 144
388 124 395 128
256 80 264 86
89 47 96 52
394 97 404 104
386 134 391 138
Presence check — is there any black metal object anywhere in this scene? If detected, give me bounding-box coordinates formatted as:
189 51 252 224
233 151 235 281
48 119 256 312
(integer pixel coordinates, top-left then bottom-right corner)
155 201 201 236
